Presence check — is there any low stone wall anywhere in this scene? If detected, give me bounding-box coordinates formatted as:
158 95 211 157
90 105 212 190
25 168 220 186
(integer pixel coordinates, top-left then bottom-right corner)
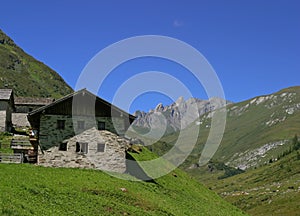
38 128 128 173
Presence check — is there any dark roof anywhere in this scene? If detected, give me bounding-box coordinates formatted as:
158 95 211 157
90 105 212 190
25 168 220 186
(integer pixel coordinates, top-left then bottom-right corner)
0 89 13 100
15 97 54 106
28 88 135 120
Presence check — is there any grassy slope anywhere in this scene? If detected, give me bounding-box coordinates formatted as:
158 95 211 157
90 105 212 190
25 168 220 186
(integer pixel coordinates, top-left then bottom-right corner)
205 150 300 216
154 86 300 170
214 86 300 163
146 86 300 215
0 29 73 98
0 133 13 153
0 147 246 216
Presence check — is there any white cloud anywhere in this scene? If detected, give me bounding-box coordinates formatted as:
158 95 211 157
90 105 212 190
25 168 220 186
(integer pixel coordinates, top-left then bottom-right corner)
173 19 184 27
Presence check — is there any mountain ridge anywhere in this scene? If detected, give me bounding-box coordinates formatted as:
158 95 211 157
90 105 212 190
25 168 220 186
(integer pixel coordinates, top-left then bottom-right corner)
138 86 300 167
132 96 230 134
0 29 73 98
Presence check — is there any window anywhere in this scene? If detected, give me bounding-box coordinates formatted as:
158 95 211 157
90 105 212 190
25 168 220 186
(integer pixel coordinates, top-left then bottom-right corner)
77 121 85 130
76 142 88 154
59 142 67 151
97 143 105 152
98 121 105 130
57 120 65 129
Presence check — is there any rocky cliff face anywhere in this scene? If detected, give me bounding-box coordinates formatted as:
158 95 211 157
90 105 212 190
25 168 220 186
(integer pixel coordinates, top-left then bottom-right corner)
132 96 230 134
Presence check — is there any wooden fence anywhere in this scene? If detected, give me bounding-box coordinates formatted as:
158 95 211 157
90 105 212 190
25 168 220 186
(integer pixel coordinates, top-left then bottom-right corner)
0 153 23 164
11 139 32 149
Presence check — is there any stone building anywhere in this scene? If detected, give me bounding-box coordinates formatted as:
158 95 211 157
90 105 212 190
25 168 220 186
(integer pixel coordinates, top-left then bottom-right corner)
0 89 14 132
38 127 128 172
27 89 135 172
12 97 54 127
28 88 135 149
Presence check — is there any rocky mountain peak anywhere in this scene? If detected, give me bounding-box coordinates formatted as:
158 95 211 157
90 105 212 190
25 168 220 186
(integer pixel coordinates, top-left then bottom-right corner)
155 103 164 112
175 96 184 106
132 96 230 134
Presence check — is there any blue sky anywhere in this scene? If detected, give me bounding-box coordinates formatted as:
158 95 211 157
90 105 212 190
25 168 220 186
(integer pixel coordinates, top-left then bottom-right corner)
0 0 299 113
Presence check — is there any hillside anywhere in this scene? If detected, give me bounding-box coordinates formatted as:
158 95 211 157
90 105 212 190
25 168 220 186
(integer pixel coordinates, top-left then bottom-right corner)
190 86 300 169
0 148 246 216
147 86 300 170
208 149 300 215
0 29 73 98
142 86 300 215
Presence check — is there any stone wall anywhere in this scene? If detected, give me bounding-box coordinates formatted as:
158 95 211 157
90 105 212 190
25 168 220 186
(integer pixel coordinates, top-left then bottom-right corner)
38 128 128 173
0 100 13 132
39 114 127 150
12 113 30 127
0 110 6 131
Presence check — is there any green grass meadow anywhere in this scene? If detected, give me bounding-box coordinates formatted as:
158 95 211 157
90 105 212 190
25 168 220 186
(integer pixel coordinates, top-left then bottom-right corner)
0 148 246 216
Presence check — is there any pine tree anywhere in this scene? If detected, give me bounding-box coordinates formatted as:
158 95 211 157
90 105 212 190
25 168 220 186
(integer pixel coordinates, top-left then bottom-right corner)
292 134 300 151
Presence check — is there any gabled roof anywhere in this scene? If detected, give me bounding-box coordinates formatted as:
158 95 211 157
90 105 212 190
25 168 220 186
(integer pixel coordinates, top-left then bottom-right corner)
0 89 13 100
28 88 135 120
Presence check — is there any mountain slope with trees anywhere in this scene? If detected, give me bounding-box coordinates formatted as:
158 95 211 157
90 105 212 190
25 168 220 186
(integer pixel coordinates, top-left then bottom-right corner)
209 143 300 215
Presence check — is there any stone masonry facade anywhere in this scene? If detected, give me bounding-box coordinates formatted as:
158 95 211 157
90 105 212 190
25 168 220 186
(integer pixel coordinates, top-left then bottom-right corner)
38 128 128 173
